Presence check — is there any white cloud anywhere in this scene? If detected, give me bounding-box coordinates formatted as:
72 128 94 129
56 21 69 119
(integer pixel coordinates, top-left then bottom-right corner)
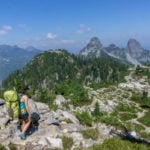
61 39 75 44
0 30 7 35
3 25 12 30
0 25 12 35
77 24 92 34
47 32 57 39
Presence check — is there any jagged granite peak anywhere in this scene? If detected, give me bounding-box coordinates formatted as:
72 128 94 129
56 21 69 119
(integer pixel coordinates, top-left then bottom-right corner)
126 39 144 58
79 37 104 58
78 37 150 65
87 37 102 49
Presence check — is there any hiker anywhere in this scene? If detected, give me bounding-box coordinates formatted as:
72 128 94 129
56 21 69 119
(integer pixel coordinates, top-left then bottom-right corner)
18 85 31 139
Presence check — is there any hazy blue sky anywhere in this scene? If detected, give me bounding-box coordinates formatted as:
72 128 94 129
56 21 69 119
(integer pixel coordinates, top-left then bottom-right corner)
0 0 150 53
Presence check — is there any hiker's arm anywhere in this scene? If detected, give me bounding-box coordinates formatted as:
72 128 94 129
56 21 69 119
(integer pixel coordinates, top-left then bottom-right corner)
24 96 31 118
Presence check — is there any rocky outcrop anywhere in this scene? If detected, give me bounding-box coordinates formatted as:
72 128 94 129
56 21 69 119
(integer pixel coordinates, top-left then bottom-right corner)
0 97 112 150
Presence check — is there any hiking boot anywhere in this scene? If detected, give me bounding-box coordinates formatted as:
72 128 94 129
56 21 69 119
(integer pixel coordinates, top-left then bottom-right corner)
19 133 26 140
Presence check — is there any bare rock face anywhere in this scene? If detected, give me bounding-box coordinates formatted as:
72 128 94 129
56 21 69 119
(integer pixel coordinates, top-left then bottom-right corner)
79 37 105 58
86 37 103 50
127 39 143 58
28 99 39 113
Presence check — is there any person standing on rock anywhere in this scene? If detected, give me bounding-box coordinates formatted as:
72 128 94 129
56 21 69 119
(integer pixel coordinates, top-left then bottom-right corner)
18 85 31 140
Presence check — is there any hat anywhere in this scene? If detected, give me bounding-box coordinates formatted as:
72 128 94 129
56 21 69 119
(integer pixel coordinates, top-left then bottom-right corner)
22 85 29 91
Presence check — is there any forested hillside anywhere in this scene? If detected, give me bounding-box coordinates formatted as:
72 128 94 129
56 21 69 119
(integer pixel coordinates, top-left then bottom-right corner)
2 49 128 105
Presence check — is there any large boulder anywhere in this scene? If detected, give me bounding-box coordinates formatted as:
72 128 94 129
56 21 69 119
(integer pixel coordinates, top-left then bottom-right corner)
54 95 66 107
28 99 39 113
35 102 49 114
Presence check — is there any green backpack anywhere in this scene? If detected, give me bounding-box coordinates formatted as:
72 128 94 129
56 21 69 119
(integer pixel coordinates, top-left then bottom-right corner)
3 90 19 119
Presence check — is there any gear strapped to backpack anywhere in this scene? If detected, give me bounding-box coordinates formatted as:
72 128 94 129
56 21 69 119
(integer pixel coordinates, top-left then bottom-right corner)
3 90 19 119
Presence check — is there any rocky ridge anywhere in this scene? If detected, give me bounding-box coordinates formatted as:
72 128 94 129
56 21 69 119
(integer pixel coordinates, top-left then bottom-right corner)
0 68 150 149
79 37 150 66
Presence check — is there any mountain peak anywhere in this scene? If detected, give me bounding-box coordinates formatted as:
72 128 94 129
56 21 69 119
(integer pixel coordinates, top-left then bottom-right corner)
87 37 102 49
78 37 104 58
126 38 144 58
127 39 143 52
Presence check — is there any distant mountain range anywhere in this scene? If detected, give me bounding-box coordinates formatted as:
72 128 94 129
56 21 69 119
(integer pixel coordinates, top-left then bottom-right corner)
1 37 150 84
0 45 41 83
79 37 150 66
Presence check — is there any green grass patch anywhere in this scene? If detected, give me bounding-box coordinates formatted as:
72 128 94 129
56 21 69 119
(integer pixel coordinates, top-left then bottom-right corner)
121 93 129 99
76 111 93 126
119 113 137 121
112 103 137 116
81 128 99 140
130 91 150 108
100 115 122 128
125 122 145 133
9 143 17 150
118 103 137 113
62 136 73 150
138 110 150 126
76 137 150 150
87 137 150 150
140 131 150 141
90 82 117 90
0 144 6 150
54 80 91 107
